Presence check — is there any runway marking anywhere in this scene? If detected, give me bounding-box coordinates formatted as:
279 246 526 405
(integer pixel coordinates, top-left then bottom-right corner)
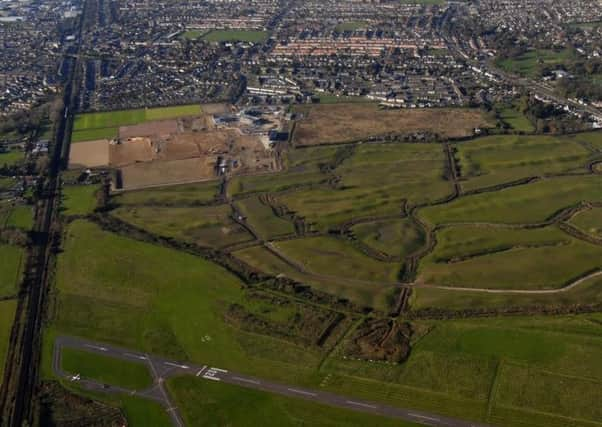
408 413 440 422
346 400 377 409
286 388 317 397
196 366 207 377
165 362 190 369
204 376 221 381
210 367 228 373
84 344 107 352
232 376 260 385
124 353 147 360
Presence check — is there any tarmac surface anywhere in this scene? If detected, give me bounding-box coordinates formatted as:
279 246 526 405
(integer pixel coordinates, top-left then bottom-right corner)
54 335 491 427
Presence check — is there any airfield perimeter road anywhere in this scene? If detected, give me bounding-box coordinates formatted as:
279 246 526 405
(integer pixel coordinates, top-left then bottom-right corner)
54 336 491 427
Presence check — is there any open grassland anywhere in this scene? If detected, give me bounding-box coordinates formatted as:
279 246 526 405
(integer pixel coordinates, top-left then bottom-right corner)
167 376 420 427
5 204 33 230
420 175 602 226
419 233 602 290
496 49 573 77
61 348 154 390
49 220 325 385
62 184 99 216
0 299 16 381
498 106 535 132
228 171 327 197
232 245 397 311
111 204 254 248
235 196 295 239
280 144 451 230
71 104 201 143
455 134 592 191
0 244 24 298
114 180 219 206
412 274 602 311
569 207 602 238
351 218 425 258
273 236 400 283
293 104 492 145
0 149 24 166
323 315 602 427
201 29 268 43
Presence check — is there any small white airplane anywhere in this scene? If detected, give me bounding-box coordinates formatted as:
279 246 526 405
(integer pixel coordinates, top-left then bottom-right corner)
69 374 81 382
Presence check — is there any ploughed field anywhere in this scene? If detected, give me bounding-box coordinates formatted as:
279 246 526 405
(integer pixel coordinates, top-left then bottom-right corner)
48 105 602 427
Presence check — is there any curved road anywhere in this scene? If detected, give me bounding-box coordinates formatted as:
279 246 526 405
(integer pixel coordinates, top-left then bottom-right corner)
54 336 490 427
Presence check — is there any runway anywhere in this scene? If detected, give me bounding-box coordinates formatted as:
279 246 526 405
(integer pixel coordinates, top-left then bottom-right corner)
53 336 491 427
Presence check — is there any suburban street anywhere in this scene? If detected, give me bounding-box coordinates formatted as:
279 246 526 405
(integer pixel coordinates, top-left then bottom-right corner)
53 336 492 427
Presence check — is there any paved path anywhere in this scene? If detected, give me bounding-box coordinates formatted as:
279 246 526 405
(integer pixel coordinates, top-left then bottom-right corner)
54 336 491 427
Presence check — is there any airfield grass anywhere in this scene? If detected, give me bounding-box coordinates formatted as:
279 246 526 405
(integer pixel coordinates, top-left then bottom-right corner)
569 207 602 238
280 143 452 230
235 196 295 239
114 180 219 206
274 236 400 283
455 134 592 191
180 30 206 40
411 274 602 311
0 149 24 166
0 299 16 382
50 220 323 385
62 184 99 216
201 29 268 43
111 204 255 248
167 376 421 427
351 218 425 258
61 347 154 390
0 244 24 297
498 106 535 132
420 175 602 226
322 314 602 426
71 104 201 142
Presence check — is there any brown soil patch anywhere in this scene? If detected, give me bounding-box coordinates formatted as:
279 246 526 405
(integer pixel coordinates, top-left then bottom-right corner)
119 119 178 139
293 104 493 145
120 157 215 190
68 139 110 169
109 138 154 167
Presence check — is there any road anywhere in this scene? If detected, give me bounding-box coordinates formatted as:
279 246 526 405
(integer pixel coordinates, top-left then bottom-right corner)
54 336 491 427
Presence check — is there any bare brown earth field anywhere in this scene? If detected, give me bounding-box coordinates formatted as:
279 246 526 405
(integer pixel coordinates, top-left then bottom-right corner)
118 119 179 139
293 104 493 146
119 157 215 190
109 138 154 166
68 139 110 168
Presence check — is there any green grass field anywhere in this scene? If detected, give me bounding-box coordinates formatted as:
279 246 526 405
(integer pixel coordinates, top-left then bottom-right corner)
62 184 99 216
201 30 268 43
0 299 16 381
0 244 24 298
569 207 602 238
235 196 295 239
167 376 421 427
496 49 573 77
5 204 33 230
335 21 367 32
455 134 591 191
351 218 425 258
180 30 206 40
274 236 400 283
498 106 535 132
111 204 254 248
420 175 602 226
61 347 154 390
0 149 24 166
114 180 219 206
71 104 201 142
